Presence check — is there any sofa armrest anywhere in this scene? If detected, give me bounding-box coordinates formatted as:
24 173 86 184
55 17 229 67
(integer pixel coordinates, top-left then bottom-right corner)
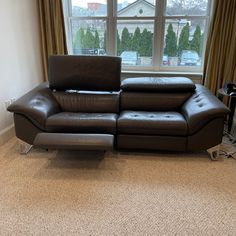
181 85 230 135
7 82 60 130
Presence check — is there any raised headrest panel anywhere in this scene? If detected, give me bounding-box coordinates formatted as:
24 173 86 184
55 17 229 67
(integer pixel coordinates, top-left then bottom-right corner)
48 55 121 91
121 77 196 92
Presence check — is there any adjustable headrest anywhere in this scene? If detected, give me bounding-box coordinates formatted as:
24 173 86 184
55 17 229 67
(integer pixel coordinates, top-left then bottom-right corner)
48 55 121 91
121 77 196 92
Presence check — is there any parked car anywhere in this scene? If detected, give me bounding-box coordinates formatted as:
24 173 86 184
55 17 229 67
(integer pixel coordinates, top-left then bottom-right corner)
73 48 106 55
90 48 106 55
162 55 170 66
179 50 200 66
120 51 141 66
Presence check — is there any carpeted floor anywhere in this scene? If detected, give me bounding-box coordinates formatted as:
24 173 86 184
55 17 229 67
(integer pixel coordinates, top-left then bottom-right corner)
0 137 236 235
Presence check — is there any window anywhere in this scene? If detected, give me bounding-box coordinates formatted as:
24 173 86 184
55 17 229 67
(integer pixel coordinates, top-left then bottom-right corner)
63 0 211 72
65 0 107 56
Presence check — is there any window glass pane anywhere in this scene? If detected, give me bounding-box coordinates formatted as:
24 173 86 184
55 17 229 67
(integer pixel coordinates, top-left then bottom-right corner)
71 0 107 17
117 20 154 66
166 0 208 16
162 19 206 67
72 20 107 55
117 0 156 17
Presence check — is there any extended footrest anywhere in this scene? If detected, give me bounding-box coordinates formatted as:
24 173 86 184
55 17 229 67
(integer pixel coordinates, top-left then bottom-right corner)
33 133 114 151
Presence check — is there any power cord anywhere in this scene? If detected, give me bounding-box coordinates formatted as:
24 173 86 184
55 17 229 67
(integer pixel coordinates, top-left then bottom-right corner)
223 129 236 144
220 125 236 160
219 150 236 160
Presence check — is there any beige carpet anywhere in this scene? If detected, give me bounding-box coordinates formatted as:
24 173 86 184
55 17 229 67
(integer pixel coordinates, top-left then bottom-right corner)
0 137 236 236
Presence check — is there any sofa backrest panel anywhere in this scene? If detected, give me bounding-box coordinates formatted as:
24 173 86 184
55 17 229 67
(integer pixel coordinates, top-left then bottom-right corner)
53 91 120 113
120 91 193 111
48 55 121 91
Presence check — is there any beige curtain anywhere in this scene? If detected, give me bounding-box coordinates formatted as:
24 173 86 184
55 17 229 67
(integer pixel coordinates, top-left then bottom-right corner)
38 0 68 81
203 0 236 94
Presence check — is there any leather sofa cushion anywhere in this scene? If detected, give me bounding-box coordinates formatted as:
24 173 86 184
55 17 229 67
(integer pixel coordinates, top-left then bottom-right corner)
117 111 187 136
48 55 121 91
121 91 192 111
121 77 196 92
46 112 117 134
52 91 119 113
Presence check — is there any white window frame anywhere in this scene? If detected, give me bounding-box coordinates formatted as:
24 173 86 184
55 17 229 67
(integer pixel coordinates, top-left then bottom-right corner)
63 0 212 73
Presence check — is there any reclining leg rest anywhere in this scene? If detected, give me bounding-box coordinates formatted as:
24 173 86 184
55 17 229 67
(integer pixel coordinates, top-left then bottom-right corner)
33 133 114 151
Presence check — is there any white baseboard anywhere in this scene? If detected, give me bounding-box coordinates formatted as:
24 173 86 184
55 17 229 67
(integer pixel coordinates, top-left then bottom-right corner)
0 124 15 146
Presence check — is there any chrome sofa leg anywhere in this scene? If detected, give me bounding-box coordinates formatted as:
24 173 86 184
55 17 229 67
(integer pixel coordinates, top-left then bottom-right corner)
18 139 33 155
207 145 220 161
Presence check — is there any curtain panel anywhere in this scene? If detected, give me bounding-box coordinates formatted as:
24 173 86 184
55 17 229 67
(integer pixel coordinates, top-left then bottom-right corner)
38 0 68 81
203 0 236 94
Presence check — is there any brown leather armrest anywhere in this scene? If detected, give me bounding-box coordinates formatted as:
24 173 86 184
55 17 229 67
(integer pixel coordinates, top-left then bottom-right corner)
181 84 230 135
7 82 60 130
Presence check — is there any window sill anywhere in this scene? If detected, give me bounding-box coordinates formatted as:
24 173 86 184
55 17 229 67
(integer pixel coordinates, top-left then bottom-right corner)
121 70 203 76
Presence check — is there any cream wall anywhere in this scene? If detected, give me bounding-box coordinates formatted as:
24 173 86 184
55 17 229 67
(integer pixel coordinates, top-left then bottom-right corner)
0 0 43 139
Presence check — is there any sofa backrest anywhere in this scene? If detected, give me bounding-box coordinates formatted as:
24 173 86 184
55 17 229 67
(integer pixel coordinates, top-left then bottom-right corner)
121 91 193 111
52 91 120 113
48 55 121 91
120 77 196 111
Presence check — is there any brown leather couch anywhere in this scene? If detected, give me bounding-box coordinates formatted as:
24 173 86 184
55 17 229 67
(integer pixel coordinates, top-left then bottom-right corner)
8 55 229 155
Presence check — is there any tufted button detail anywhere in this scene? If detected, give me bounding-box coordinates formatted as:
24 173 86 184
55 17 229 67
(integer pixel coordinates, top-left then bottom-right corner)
35 100 42 105
198 103 204 107
196 99 202 102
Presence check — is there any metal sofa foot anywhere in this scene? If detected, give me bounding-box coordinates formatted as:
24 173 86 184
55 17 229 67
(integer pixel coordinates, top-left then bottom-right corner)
207 145 220 161
18 139 33 155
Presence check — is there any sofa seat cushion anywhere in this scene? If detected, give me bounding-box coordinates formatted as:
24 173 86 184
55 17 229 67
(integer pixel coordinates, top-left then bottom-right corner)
46 112 117 134
117 111 187 136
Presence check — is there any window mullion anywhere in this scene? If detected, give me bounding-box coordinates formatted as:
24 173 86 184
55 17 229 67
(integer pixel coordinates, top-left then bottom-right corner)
164 15 209 20
69 16 107 20
67 18 73 54
153 0 166 70
200 0 213 69
107 0 116 55
64 0 73 54
116 16 156 20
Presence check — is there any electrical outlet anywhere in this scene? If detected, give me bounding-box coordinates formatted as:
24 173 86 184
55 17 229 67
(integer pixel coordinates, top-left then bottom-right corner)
4 98 16 111
4 100 11 109
10 98 16 103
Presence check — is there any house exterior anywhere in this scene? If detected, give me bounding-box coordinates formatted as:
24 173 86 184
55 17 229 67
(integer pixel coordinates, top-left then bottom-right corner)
117 0 155 35
118 0 155 17
117 0 191 38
